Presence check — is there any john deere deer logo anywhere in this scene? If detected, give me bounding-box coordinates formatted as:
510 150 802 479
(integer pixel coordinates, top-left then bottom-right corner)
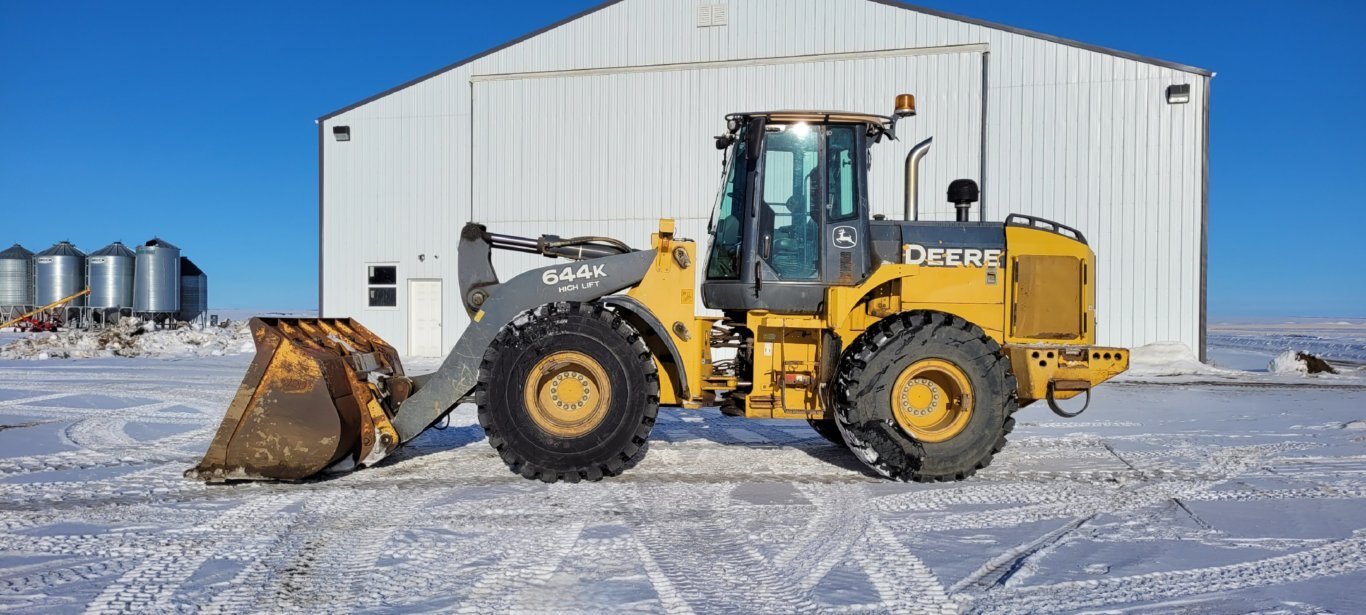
833 226 858 249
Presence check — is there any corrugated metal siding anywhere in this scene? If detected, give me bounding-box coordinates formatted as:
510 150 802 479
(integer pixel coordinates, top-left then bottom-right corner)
471 49 984 294
321 0 1208 355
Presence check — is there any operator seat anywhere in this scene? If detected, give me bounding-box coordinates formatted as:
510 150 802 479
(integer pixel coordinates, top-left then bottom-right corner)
771 171 820 278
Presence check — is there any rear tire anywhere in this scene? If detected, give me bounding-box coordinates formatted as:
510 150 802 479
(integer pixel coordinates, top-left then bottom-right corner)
834 311 1017 482
476 301 660 483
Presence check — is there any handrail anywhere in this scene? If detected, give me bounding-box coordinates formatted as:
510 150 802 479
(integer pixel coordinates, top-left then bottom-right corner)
0 288 92 330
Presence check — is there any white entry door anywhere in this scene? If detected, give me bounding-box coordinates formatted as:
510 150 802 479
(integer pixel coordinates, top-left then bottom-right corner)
407 279 443 358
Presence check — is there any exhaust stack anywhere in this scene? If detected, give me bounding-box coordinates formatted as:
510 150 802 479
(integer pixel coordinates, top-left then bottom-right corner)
904 137 933 221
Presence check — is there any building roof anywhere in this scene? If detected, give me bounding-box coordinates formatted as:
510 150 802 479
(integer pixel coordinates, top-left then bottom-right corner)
90 242 135 258
36 241 85 258
143 238 179 250
319 0 1213 122
0 244 33 260
870 0 1213 77
180 257 205 277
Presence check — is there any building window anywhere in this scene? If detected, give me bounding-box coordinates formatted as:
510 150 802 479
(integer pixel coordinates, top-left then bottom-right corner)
367 265 397 307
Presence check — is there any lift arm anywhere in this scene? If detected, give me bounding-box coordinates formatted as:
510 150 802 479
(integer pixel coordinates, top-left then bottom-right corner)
389 225 656 442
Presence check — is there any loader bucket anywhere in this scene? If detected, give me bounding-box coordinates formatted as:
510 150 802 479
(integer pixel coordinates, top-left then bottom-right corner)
188 317 411 482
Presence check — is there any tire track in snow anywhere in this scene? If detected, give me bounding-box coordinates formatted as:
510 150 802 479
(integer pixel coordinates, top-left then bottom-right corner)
266 486 446 612
631 534 695 615
82 493 300 614
455 518 588 613
0 392 85 409
198 486 437 615
947 442 1342 610
0 558 137 605
0 464 202 511
0 435 205 481
853 518 956 614
621 485 817 613
971 531 1366 615
949 514 1096 594
778 484 867 592
0 382 223 479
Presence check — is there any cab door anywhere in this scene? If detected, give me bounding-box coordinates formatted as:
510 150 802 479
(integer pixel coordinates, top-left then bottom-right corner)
750 123 827 314
752 124 872 312
757 124 822 283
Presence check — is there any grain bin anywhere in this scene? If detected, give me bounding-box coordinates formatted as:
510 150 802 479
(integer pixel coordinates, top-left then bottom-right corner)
0 243 35 317
87 242 136 310
34 241 87 307
134 238 181 315
179 257 208 324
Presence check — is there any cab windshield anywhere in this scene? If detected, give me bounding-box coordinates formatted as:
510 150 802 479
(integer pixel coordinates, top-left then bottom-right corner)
706 137 748 280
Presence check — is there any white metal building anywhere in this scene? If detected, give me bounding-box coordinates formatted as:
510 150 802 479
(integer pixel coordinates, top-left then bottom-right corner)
319 0 1211 358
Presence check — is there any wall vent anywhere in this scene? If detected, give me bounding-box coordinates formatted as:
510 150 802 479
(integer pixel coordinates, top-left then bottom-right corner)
696 4 728 28
1166 84 1191 105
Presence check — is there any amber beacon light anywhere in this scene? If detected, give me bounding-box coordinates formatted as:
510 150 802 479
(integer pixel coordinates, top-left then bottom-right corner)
894 93 917 117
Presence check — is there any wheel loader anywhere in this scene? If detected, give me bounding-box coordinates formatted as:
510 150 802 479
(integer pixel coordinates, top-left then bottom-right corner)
190 94 1128 484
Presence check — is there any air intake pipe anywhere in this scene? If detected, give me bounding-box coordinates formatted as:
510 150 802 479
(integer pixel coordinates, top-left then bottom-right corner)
904 137 933 221
948 179 981 222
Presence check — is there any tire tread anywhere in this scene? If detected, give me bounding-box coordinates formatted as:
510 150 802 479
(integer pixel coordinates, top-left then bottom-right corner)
475 301 659 483
834 311 1017 482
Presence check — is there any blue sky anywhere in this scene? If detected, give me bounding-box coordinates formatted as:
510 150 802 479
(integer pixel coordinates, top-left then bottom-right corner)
2 1 1363 316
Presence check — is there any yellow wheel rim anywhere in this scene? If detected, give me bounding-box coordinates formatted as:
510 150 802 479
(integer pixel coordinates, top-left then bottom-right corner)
890 358 973 443
523 351 611 438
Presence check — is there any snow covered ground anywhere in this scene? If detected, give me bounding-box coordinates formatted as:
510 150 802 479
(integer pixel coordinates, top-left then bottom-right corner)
1210 318 1366 366
1 325 1365 613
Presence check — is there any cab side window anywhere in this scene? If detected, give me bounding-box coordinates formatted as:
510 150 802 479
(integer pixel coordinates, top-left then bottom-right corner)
706 139 749 280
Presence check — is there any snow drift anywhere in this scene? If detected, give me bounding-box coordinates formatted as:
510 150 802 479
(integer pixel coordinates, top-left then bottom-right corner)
0 319 253 360
1123 341 1235 378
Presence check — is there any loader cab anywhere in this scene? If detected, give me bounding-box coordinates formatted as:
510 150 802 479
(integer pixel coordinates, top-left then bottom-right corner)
703 112 887 314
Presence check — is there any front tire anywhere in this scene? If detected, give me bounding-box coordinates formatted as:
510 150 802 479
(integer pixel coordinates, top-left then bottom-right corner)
834 312 1017 482
476 302 660 483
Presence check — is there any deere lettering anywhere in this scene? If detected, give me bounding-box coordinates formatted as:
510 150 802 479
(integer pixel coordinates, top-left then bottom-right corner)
903 244 1003 268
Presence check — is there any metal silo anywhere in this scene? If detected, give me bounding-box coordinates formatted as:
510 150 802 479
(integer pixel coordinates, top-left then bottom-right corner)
179 257 208 324
133 238 180 315
34 241 87 307
0 244 35 318
87 242 136 309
